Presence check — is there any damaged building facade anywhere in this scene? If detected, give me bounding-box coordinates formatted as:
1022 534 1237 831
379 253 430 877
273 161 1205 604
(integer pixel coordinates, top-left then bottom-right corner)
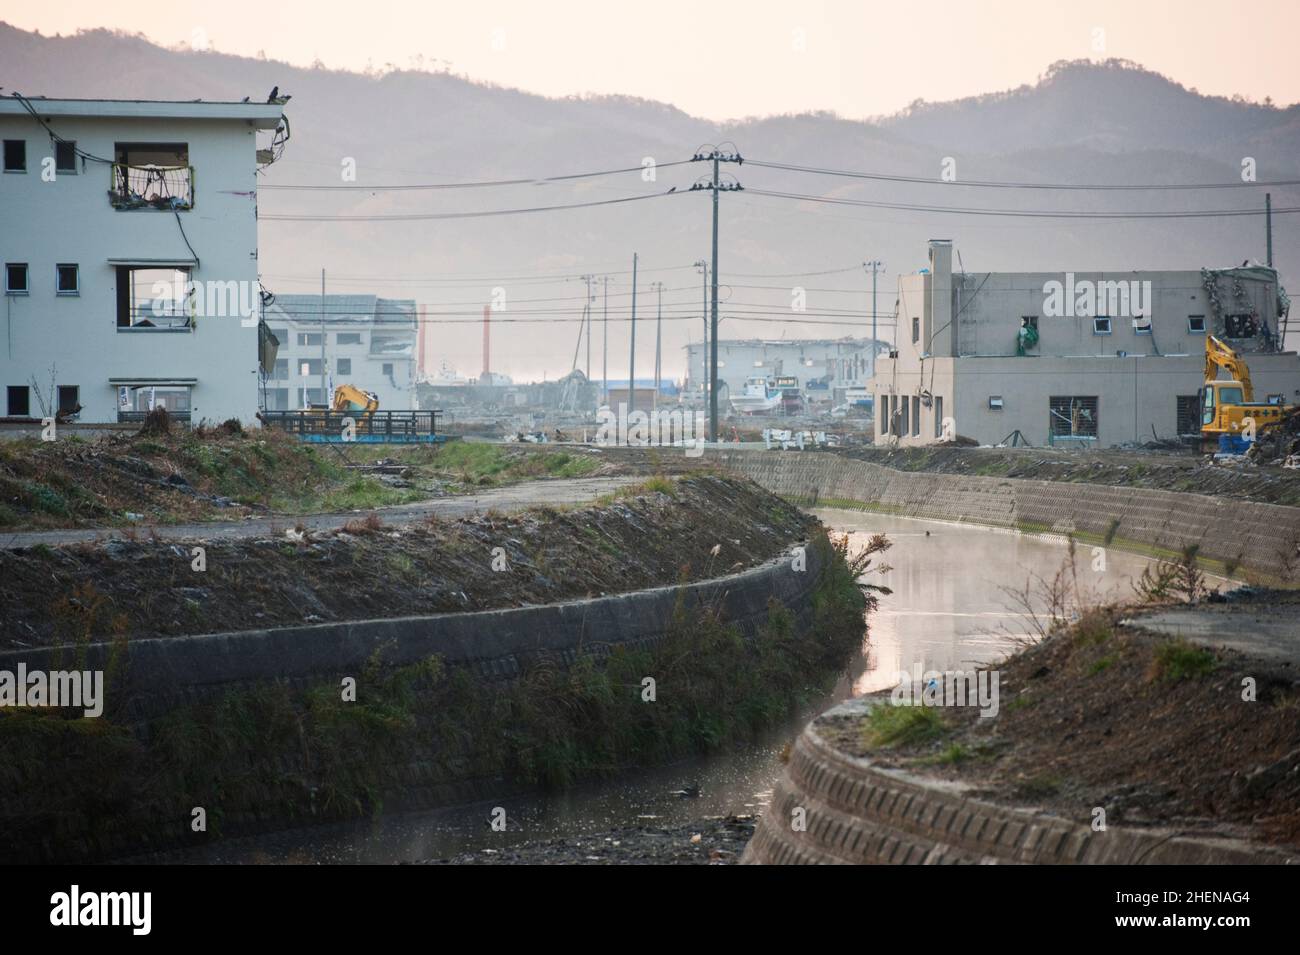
263 295 417 410
0 97 286 423
683 337 882 406
872 239 1300 447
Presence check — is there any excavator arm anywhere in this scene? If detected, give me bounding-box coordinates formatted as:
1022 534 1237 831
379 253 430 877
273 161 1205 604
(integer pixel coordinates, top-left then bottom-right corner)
331 384 380 414
1205 335 1254 401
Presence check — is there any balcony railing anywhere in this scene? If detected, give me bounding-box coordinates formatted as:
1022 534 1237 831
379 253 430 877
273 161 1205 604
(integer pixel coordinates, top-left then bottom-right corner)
109 163 194 211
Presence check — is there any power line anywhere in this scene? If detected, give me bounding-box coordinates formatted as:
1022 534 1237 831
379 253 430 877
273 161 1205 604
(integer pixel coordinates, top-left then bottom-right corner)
261 189 683 221
261 160 692 190
747 188 1300 219
747 158 1300 191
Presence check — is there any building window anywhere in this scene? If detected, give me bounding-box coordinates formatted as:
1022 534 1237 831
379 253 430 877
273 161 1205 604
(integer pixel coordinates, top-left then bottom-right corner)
1022 315 1039 330
3 140 25 172
119 386 192 421
6 385 30 416
1049 395 1098 438
879 395 889 435
57 385 80 416
336 358 352 376
1187 315 1206 334
898 396 909 436
299 359 324 377
55 141 77 173
5 263 28 295
1224 314 1258 338
1092 317 1112 335
264 388 290 411
382 363 394 376
912 315 920 343
111 142 192 210
116 266 192 328
56 264 79 295
270 358 289 381
1176 395 1201 436
911 396 920 437
934 396 944 438
337 332 362 345
298 333 323 347
988 395 1004 410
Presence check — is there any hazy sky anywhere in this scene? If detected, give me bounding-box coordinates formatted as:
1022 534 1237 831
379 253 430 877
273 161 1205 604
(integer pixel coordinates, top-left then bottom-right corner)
6 0 1299 119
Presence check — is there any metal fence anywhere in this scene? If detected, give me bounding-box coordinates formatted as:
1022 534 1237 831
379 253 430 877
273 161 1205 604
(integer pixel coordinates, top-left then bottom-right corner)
259 409 444 443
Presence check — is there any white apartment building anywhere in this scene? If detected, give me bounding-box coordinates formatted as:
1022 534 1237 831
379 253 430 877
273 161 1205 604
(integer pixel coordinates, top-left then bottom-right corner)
263 295 417 411
1 96 286 424
873 240 1300 447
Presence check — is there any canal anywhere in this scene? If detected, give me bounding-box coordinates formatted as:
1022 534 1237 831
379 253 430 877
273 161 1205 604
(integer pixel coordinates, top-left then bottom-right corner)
158 509 1191 863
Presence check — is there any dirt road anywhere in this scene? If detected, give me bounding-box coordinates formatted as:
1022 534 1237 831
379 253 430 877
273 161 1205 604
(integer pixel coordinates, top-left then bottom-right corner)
0 476 639 550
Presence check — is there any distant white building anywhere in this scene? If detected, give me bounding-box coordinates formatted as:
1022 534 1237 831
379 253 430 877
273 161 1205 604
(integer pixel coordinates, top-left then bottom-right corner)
264 295 418 410
0 96 286 423
683 337 882 405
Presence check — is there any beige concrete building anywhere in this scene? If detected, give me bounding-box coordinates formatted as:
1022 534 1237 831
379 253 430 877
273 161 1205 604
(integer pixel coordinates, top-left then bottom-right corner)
871 240 1300 447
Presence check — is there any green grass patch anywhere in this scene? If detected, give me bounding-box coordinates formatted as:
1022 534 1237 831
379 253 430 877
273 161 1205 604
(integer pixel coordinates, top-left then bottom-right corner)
1152 639 1217 682
863 703 948 748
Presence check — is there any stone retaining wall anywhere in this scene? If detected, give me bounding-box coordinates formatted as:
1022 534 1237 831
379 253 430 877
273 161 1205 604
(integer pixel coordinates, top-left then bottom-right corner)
0 544 823 725
719 451 1300 583
743 699 1295 865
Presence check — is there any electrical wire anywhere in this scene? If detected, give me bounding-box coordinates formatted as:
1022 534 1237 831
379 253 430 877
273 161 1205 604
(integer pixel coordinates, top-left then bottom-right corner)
261 160 692 190
261 189 684 221
747 158 1300 191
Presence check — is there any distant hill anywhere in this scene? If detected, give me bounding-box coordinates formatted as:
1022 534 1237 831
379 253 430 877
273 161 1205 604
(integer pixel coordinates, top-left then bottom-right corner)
4 24 1297 376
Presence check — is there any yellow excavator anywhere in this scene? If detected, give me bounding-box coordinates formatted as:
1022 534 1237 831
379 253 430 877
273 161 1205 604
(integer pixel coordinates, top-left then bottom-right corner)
329 383 380 415
1201 335 1292 452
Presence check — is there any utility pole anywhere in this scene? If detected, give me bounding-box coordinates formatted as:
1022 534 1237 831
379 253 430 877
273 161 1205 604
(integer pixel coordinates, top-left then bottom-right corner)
650 281 665 410
319 268 327 405
691 143 743 442
628 254 638 415
694 259 708 396
578 274 595 379
1266 193 1274 268
600 276 610 406
864 260 883 380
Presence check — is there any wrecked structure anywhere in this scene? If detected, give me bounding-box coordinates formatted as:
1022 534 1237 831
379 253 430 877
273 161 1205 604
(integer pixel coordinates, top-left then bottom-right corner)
264 295 417 411
872 240 1300 447
0 96 287 423
684 338 882 409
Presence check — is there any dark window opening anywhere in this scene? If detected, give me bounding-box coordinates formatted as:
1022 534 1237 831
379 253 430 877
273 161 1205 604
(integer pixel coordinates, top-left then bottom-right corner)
1093 317 1112 335
1224 313 1258 338
57 386 80 416
56 264 79 294
336 332 362 345
934 396 944 438
298 333 323 347
382 362 394 376
111 142 192 210
55 140 77 173
911 315 920 343
1022 315 1038 330
1187 315 1206 334
911 395 920 437
1176 395 1201 436
6 263 29 294
336 358 352 376
7 386 31 416
1049 395 1098 438
3 140 26 172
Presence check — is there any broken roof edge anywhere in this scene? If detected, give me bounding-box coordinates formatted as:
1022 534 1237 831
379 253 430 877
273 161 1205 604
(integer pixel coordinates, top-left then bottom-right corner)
0 97 284 128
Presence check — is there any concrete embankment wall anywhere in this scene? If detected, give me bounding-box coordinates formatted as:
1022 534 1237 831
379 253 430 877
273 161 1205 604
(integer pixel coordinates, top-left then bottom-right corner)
743 700 1295 865
718 451 1300 584
0 545 823 724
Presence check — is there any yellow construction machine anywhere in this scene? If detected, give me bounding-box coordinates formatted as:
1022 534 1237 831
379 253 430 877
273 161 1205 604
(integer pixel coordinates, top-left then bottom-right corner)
1201 335 1292 452
329 383 380 415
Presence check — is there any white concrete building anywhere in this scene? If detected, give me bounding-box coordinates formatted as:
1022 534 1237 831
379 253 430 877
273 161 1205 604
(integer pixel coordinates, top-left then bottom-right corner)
263 295 417 411
1 97 285 424
872 239 1300 447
